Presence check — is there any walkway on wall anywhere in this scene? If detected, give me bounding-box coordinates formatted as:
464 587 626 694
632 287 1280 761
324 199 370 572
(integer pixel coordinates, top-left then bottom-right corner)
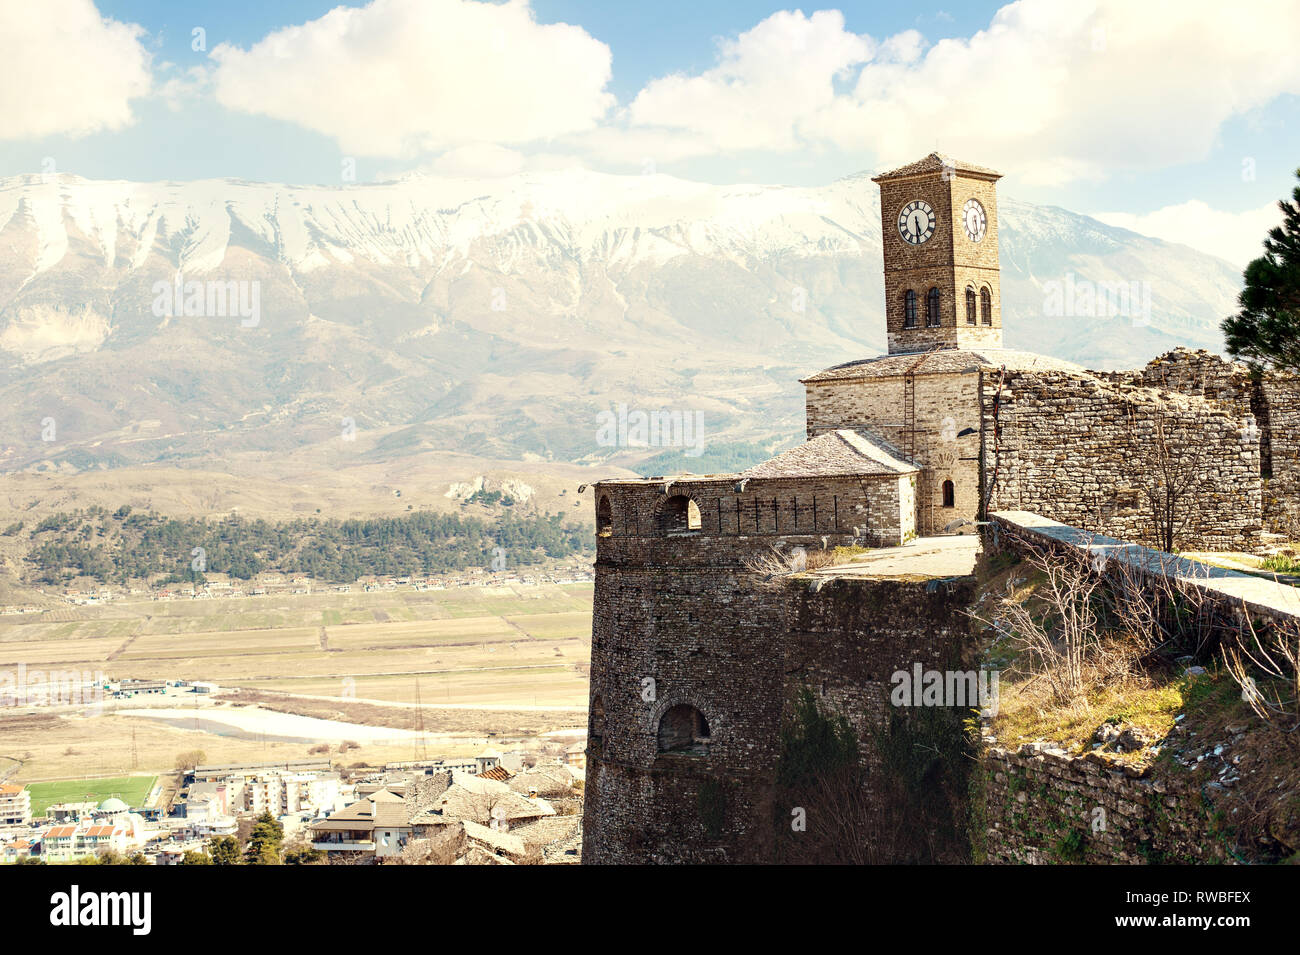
990 510 1300 623
806 533 979 581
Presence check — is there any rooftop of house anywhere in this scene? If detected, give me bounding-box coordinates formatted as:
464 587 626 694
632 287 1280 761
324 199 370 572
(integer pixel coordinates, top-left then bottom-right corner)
802 348 1084 384
741 429 917 479
311 795 412 832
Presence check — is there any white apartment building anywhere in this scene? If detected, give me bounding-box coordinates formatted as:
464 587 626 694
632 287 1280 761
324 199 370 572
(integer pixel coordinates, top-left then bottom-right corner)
0 785 30 826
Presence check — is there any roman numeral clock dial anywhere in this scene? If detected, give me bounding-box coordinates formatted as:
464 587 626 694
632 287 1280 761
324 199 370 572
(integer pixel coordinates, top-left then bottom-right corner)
897 200 936 245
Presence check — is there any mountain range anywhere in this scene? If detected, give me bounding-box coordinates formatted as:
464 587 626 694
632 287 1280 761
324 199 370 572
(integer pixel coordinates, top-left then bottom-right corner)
0 168 1243 474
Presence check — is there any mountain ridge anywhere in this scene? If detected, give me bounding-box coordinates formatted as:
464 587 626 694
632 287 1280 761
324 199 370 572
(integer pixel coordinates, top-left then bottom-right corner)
0 167 1243 473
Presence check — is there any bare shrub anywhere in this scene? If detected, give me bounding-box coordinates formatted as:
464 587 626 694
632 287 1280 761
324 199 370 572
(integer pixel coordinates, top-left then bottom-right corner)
980 546 1103 704
1223 613 1300 735
742 544 840 589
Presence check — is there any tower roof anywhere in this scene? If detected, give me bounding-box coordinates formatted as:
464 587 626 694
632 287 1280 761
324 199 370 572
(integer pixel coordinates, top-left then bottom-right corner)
871 152 1002 183
801 348 1083 384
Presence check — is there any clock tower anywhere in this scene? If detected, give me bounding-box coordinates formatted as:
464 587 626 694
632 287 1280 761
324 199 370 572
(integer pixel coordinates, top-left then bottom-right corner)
872 153 1003 355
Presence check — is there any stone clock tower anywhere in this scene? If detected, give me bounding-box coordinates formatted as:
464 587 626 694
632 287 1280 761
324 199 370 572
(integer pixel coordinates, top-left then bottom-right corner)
872 153 1003 355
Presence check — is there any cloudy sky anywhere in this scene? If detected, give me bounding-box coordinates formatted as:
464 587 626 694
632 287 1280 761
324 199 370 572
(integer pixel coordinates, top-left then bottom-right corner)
0 0 1297 267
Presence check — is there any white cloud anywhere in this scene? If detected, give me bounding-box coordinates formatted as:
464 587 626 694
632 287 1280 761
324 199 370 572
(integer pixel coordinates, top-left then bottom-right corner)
624 10 872 156
602 0 1300 186
1093 200 1281 269
0 0 151 141
209 0 614 157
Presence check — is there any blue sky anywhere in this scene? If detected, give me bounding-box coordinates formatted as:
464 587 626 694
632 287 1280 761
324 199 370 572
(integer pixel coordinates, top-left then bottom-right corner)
2 0 1298 266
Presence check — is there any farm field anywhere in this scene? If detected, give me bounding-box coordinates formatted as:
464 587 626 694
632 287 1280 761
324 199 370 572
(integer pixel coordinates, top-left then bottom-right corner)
0 582 593 782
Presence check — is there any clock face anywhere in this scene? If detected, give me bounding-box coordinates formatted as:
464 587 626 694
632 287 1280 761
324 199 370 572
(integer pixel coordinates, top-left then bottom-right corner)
963 198 987 242
897 200 936 245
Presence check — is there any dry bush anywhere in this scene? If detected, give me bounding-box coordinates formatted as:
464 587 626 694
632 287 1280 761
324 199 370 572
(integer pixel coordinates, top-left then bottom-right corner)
742 544 841 589
979 546 1106 705
1223 613 1300 736
394 825 465 865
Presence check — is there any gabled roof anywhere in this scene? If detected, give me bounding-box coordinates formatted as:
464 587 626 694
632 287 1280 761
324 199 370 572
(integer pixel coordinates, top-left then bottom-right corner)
311 795 411 831
741 430 916 479
871 152 1002 182
463 820 526 856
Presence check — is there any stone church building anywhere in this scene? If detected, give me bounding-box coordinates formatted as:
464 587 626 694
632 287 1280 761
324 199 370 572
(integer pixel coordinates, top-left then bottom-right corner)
581 153 1300 863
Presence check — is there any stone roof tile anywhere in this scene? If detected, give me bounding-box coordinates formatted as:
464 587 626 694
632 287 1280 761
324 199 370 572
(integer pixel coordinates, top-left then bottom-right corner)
741 429 916 478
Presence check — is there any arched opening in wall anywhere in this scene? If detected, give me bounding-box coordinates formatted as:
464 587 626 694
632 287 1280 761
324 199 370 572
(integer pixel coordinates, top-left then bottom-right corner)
965 287 977 325
596 495 612 537
659 495 702 535
903 289 917 328
657 704 711 755
980 287 992 325
942 480 955 508
590 695 605 744
925 287 941 327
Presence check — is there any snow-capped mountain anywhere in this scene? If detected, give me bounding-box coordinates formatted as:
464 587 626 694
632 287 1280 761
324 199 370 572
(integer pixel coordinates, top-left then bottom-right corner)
0 168 1242 471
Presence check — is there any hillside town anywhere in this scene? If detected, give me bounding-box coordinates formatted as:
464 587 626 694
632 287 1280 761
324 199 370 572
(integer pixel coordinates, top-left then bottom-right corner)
0 745 584 865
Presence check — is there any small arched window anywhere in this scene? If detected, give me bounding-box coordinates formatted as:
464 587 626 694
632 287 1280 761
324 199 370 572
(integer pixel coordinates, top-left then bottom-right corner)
590 695 605 743
596 495 612 538
925 287 941 327
942 480 955 508
659 495 702 535
657 704 711 755
903 289 917 328
965 287 977 325
980 287 992 325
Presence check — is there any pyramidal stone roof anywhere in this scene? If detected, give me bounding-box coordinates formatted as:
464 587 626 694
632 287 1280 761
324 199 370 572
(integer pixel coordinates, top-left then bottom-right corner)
801 348 1084 384
742 429 916 479
871 152 1003 182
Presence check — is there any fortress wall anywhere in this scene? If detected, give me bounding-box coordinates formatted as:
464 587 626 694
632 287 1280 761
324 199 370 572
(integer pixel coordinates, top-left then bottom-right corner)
1102 348 1254 411
582 566 976 864
982 370 1262 551
1260 376 1300 537
979 744 1224 865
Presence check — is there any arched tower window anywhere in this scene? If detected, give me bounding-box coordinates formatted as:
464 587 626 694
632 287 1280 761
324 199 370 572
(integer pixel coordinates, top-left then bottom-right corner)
596 495 612 537
980 287 992 325
965 287 977 325
942 480 955 508
659 495 702 535
657 704 711 755
903 289 917 328
925 287 941 327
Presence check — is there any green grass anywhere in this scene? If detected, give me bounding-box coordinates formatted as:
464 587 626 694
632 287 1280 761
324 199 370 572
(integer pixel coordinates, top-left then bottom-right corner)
1261 553 1300 575
26 775 157 817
